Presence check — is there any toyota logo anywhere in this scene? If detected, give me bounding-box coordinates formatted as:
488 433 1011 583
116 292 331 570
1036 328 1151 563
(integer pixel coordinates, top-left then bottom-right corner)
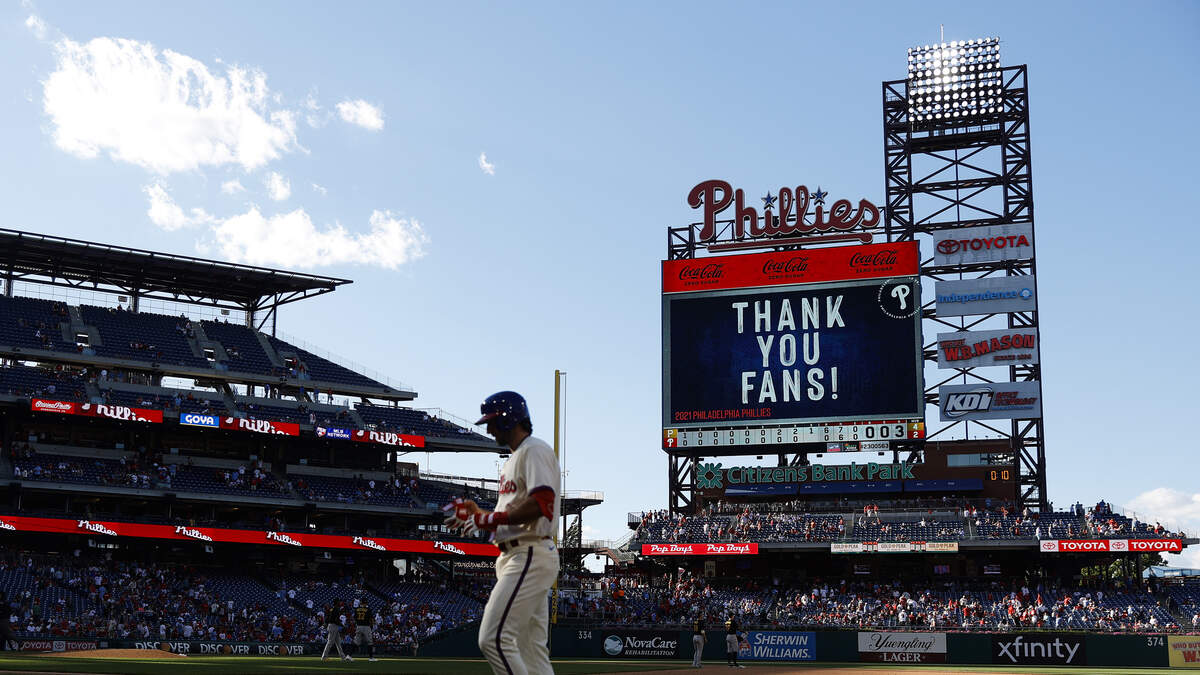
936 239 960 254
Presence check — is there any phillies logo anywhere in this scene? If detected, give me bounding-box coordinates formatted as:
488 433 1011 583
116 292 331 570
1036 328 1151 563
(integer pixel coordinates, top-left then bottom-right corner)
174 526 212 542
365 431 420 447
0 519 15 531
87 404 154 422
77 520 117 536
352 536 386 551
688 180 879 242
266 531 302 546
937 234 1031 255
434 541 466 555
761 256 809 275
229 418 290 435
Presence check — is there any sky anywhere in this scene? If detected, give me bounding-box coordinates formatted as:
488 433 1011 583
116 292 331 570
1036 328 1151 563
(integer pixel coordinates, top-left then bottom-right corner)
2 2 1199 566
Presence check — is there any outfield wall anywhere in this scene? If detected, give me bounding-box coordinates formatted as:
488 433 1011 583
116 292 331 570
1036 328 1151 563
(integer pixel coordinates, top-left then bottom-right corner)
548 628 1182 668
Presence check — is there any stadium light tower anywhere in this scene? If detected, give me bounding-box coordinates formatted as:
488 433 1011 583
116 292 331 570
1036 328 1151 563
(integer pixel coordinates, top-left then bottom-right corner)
883 37 1048 510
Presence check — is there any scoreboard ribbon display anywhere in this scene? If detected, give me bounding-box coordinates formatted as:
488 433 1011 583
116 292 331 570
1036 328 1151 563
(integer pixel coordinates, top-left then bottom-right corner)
662 242 923 432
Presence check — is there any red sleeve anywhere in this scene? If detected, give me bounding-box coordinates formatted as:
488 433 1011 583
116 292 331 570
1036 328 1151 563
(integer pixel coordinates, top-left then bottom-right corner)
530 486 555 520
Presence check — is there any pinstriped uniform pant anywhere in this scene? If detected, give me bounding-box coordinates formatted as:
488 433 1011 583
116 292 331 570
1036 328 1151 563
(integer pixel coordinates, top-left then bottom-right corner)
478 539 559 675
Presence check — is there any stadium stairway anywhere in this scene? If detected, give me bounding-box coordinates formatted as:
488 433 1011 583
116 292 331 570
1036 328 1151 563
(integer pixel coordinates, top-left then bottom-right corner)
254 330 287 370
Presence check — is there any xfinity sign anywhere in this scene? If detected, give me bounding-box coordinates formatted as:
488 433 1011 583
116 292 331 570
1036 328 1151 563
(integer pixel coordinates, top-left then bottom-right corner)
180 414 220 428
992 635 1084 666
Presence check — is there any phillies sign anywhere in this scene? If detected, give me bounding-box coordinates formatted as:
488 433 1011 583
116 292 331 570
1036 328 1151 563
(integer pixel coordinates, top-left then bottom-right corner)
688 180 880 250
641 543 758 556
220 417 300 437
353 429 425 448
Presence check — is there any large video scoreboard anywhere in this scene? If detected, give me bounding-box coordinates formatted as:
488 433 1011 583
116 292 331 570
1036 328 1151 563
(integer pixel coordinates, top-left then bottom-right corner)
662 242 925 448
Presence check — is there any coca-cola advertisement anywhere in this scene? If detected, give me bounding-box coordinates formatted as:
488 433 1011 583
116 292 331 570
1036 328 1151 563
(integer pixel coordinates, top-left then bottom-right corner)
663 241 917 294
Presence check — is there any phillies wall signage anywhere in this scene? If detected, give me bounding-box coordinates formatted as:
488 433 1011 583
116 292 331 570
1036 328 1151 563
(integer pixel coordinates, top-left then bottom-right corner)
935 276 1037 317
937 328 1039 369
640 543 758 556
219 417 300 436
858 632 947 663
933 224 1034 265
939 382 1042 421
0 514 498 557
662 242 919 294
1040 539 1184 553
31 399 162 424
687 180 880 249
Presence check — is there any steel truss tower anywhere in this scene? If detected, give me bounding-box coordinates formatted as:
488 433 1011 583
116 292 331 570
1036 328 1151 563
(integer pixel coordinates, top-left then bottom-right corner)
882 63 1048 510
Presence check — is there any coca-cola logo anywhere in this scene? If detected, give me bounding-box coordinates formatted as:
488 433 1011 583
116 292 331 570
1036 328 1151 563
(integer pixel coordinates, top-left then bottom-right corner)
677 263 724 281
937 234 1031 255
761 256 809 275
849 250 899 267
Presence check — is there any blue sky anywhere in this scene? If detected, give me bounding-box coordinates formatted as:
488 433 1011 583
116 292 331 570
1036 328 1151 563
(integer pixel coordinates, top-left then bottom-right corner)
3 2 1199 563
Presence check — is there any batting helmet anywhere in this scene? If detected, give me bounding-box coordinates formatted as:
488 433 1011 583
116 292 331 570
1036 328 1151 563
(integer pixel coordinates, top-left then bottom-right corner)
475 391 530 431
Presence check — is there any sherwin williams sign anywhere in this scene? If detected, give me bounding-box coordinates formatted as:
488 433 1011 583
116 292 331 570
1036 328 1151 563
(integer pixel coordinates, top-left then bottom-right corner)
740 632 816 661
934 276 1036 317
696 462 914 489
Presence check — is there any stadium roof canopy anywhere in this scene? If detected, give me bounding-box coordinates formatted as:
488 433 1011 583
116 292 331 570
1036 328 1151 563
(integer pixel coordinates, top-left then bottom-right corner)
0 228 350 322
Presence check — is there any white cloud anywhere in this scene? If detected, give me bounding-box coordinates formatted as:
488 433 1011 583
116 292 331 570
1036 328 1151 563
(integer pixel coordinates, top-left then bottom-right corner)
478 152 495 176
1126 487 1200 568
220 179 245 195
265 171 291 201
336 99 384 131
42 36 298 173
207 207 427 269
25 14 48 40
303 88 329 128
144 181 216 231
312 183 327 196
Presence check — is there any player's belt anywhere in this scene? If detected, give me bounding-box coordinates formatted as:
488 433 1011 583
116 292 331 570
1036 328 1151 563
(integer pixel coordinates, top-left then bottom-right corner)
496 535 551 553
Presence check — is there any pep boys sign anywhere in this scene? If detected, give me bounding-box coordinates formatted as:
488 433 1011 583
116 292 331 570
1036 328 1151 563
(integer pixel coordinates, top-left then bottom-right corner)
688 180 880 249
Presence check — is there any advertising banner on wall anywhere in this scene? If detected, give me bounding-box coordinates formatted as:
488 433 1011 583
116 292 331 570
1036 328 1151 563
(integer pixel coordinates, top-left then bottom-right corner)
739 632 816 661
933 224 1034 265
992 634 1086 666
31 399 163 424
831 542 863 553
640 543 758 556
219 417 300 436
599 631 682 658
1169 635 1200 668
934 276 1037 317
939 382 1042 421
858 632 947 663
352 429 426 448
0 514 498 557
936 328 1039 369
1039 539 1184 554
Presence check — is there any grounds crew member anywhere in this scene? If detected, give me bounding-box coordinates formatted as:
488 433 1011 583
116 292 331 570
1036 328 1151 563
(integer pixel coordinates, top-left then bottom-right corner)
445 391 561 675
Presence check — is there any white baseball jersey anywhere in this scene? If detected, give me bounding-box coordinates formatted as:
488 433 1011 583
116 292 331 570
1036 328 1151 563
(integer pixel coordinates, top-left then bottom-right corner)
493 434 560 543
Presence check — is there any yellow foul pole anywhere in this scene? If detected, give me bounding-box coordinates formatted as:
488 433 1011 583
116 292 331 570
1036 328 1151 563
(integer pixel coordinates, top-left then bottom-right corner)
550 369 563 626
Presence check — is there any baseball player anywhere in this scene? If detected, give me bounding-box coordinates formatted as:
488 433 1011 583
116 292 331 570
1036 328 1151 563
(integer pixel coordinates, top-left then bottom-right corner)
691 617 706 668
444 391 560 675
321 610 352 662
353 603 377 662
724 618 744 668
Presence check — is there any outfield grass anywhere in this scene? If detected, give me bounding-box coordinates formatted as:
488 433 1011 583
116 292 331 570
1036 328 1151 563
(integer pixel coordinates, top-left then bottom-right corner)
0 654 1178 674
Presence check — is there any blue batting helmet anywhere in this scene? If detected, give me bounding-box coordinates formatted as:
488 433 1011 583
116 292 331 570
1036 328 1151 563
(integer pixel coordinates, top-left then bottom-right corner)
475 391 530 431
